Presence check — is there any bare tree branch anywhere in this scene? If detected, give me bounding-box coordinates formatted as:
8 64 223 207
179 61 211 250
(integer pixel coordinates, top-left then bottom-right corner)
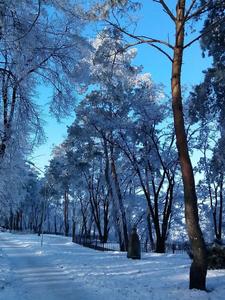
104 19 174 61
184 0 197 20
122 41 173 62
105 19 174 49
153 0 176 22
13 0 41 42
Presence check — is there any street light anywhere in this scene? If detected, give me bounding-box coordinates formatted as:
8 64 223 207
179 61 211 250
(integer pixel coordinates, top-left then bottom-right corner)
26 160 50 247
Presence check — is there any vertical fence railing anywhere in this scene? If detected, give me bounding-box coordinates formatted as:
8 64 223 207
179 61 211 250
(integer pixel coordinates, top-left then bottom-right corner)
74 235 190 254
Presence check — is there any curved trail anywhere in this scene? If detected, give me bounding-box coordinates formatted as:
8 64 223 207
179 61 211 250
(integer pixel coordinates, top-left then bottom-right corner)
0 234 98 300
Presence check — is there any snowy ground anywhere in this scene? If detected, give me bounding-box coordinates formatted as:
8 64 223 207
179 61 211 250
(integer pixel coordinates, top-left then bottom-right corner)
0 232 225 300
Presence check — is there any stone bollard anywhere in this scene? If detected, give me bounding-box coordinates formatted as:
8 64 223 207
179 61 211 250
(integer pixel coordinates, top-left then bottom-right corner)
127 227 141 259
172 243 176 254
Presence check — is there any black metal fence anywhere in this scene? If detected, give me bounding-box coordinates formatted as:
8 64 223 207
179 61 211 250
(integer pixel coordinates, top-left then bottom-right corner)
74 235 189 254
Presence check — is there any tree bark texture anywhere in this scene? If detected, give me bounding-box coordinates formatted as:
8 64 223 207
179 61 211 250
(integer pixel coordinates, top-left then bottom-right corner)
171 0 207 290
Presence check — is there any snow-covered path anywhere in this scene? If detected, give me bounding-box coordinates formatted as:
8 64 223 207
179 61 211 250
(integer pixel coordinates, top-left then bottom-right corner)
1 232 225 300
0 234 99 300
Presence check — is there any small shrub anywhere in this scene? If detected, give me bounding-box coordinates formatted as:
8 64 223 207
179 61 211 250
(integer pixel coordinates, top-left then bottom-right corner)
207 242 225 270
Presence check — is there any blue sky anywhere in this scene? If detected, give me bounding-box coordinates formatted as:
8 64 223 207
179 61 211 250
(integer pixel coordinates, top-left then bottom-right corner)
31 1 212 171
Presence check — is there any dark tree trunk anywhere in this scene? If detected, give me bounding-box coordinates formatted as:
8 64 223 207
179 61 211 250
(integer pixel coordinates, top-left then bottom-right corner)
64 190 69 236
147 212 154 251
72 220 76 243
110 147 129 251
54 214 57 235
9 209 13 231
88 190 103 242
218 176 223 240
103 199 109 243
171 0 207 290
15 211 20 231
19 210 23 231
103 137 125 251
155 236 166 253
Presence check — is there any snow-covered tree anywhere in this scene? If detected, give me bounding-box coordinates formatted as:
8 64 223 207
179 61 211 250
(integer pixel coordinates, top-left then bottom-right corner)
0 0 90 160
52 29 181 253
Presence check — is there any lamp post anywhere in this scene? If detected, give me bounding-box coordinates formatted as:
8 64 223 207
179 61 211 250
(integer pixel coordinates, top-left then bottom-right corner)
26 160 50 247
